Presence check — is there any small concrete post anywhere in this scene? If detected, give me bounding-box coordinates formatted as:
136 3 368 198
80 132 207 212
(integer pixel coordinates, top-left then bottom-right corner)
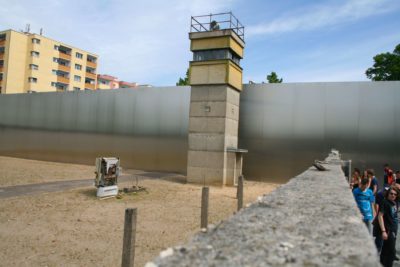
122 208 137 267
348 160 352 184
201 187 209 229
237 175 244 211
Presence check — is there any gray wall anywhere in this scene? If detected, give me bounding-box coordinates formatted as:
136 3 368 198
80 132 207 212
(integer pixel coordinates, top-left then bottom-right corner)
240 81 400 182
0 87 190 173
0 81 399 182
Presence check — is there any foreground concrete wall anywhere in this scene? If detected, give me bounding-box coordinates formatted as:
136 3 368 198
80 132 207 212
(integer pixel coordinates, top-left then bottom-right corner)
150 153 380 267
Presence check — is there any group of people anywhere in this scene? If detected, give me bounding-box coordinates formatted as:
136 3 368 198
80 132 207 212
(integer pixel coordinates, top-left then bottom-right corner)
351 164 400 267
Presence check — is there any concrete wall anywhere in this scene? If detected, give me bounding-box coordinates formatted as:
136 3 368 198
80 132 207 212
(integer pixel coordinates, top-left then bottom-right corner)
150 153 380 267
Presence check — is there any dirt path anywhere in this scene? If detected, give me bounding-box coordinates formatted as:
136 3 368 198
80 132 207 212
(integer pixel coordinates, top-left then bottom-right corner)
0 156 279 266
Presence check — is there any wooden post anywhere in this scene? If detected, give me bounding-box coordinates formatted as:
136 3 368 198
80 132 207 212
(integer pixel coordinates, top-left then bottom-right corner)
121 208 137 267
201 187 209 229
237 175 244 211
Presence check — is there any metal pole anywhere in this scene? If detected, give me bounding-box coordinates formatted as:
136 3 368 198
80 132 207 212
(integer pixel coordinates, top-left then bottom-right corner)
121 208 137 267
237 175 244 211
201 187 209 229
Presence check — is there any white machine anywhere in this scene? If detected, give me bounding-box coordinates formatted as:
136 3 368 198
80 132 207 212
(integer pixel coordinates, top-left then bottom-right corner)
94 157 120 198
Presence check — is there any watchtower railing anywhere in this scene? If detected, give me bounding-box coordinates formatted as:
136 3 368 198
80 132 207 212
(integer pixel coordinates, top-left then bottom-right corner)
190 12 245 41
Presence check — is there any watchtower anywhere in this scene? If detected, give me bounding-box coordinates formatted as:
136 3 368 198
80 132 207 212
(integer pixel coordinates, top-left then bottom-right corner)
187 12 246 185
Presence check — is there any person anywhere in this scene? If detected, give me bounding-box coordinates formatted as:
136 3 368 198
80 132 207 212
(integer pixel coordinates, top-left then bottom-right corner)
378 187 399 267
353 178 376 234
350 168 361 191
385 169 395 187
373 186 390 253
384 163 391 180
396 171 400 184
367 169 378 195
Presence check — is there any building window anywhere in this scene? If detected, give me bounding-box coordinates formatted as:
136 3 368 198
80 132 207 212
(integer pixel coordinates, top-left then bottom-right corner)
75 64 82 70
31 51 40 57
0 47 5 54
87 55 97 63
28 77 37 83
74 75 81 82
0 73 3 80
52 70 57 75
32 38 41 44
76 52 83 59
53 57 58 63
73 87 80 91
0 60 3 66
54 45 59 51
29 64 39 70
51 82 57 87
193 49 241 65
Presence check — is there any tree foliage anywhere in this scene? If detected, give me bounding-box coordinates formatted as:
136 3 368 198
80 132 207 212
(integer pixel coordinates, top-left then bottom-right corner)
366 44 400 81
266 71 283 83
176 69 189 86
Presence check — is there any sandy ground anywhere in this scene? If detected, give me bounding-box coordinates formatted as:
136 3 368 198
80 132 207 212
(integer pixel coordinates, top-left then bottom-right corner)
0 156 96 186
0 156 279 267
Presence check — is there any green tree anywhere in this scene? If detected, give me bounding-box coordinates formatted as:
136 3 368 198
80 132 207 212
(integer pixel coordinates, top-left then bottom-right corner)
366 44 400 81
176 69 189 86
266 71 283 83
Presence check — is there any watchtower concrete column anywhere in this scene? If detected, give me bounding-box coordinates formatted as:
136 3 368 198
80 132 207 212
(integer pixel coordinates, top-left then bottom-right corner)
187 13 245 185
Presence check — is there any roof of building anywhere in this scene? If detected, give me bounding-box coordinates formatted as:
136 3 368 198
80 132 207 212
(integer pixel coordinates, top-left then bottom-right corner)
97 74 118 81
0 29 98 57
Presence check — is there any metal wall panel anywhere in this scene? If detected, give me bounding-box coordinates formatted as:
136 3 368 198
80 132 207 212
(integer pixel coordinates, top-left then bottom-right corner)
0 82 399 183
0 87 191 173
239 81 400 183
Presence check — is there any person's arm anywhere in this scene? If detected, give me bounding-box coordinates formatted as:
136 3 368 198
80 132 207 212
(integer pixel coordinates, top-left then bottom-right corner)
373 183 378 195
372 202 376 219
378 211 388 240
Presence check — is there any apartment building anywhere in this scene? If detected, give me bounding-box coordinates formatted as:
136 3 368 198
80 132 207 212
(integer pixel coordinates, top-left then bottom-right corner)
0 29 98 94
97 74 138 90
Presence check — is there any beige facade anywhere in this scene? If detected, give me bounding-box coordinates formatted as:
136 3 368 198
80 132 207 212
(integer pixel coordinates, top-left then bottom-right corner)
0 29 98 94
189 29 244 91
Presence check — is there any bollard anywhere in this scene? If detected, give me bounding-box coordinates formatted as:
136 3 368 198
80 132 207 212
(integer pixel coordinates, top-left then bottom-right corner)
122 208 137 267
348 160 352 184
201 187 209 229
237 175 244 211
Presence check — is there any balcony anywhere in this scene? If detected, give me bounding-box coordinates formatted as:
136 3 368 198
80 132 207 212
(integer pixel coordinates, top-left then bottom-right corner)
57 76 69 84
86 60 97 68
58 64 70 72
85 72 96 79
0 40 5 46
59 52 71 60
85 82 95 90
0 66 3 72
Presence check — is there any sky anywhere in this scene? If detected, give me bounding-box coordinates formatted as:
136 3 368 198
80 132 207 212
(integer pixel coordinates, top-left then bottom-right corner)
0 0 399 86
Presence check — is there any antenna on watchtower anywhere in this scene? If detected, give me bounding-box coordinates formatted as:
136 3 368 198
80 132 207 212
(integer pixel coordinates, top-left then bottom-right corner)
40 28 43 35
25 24 30 33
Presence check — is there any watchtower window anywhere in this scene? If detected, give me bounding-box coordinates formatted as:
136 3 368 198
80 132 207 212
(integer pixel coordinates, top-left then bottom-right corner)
193 49 241 66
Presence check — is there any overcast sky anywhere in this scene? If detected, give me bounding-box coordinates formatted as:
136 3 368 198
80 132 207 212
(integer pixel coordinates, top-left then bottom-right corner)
1 0 399 85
